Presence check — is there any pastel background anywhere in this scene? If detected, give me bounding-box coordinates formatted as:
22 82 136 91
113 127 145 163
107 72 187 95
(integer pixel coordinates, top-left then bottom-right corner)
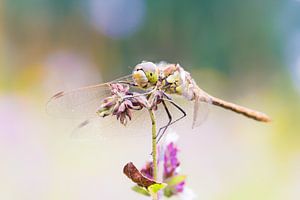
0 1 299 200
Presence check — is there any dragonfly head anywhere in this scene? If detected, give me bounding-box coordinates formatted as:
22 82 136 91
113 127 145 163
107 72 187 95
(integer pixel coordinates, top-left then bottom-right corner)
132 61 159 88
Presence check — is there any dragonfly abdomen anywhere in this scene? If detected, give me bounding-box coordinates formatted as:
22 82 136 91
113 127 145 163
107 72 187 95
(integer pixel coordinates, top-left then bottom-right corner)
209 95 271 122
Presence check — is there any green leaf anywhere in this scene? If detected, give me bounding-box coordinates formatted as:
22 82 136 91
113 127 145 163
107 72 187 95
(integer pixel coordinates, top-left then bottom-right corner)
148 183 167 196
164 187 173 197
165 175 186 187
131 186 150 196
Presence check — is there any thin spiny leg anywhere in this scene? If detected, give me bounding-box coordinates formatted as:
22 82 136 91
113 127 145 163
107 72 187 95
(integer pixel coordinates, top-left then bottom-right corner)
164 99 187 125
156 99 187 144
156 100 172 142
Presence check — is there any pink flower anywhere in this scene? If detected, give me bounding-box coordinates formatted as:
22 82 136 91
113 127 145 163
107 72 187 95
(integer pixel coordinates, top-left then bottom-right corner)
140 133 186 197
140 162 153 180
163 142 180 179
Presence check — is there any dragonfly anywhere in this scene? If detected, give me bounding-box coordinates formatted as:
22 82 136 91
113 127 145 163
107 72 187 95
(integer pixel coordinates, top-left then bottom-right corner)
47 61 271 141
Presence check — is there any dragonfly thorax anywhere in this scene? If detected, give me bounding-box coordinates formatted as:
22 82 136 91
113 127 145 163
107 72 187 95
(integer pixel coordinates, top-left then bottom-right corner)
158 63 197 101
132 61 200 101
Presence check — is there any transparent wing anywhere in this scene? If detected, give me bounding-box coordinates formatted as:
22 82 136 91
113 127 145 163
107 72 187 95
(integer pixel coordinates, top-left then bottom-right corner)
46 83 112 119
51 94 207 140
46 74 134 119
192 97 210 128
192 89 211 128
70 109 153 140
69 98 189 140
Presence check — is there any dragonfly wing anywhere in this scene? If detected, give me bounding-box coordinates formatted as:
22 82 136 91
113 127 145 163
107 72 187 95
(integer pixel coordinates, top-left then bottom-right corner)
70 101 185 140
46 74 134 119
192 96 210 128
191 88 212 128
46 83 112 119
70 108 153 140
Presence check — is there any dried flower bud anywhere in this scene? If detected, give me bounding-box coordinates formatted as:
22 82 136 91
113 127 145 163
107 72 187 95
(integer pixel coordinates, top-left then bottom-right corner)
148 90 164 110
97 96 117 117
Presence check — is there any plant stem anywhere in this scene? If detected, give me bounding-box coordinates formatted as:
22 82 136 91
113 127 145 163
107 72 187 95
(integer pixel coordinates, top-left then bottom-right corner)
149 109 158 200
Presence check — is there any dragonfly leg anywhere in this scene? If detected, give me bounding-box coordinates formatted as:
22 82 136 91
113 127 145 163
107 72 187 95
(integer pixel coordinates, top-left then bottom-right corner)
117 81 138 87
156 99 187 144
163 98 187 127
123 87 156 100
156 100 172 143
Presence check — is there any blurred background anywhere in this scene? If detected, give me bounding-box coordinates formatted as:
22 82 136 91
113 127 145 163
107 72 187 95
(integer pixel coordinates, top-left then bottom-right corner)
0 0 300 200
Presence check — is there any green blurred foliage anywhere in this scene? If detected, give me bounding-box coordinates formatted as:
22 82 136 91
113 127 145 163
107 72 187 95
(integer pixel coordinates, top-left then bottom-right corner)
2 0 284 77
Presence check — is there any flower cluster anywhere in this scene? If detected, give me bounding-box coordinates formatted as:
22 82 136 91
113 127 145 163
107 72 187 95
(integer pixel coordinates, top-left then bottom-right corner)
97 83 149 125
139 133 187 198
163 142 185 195
163 142 180 179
